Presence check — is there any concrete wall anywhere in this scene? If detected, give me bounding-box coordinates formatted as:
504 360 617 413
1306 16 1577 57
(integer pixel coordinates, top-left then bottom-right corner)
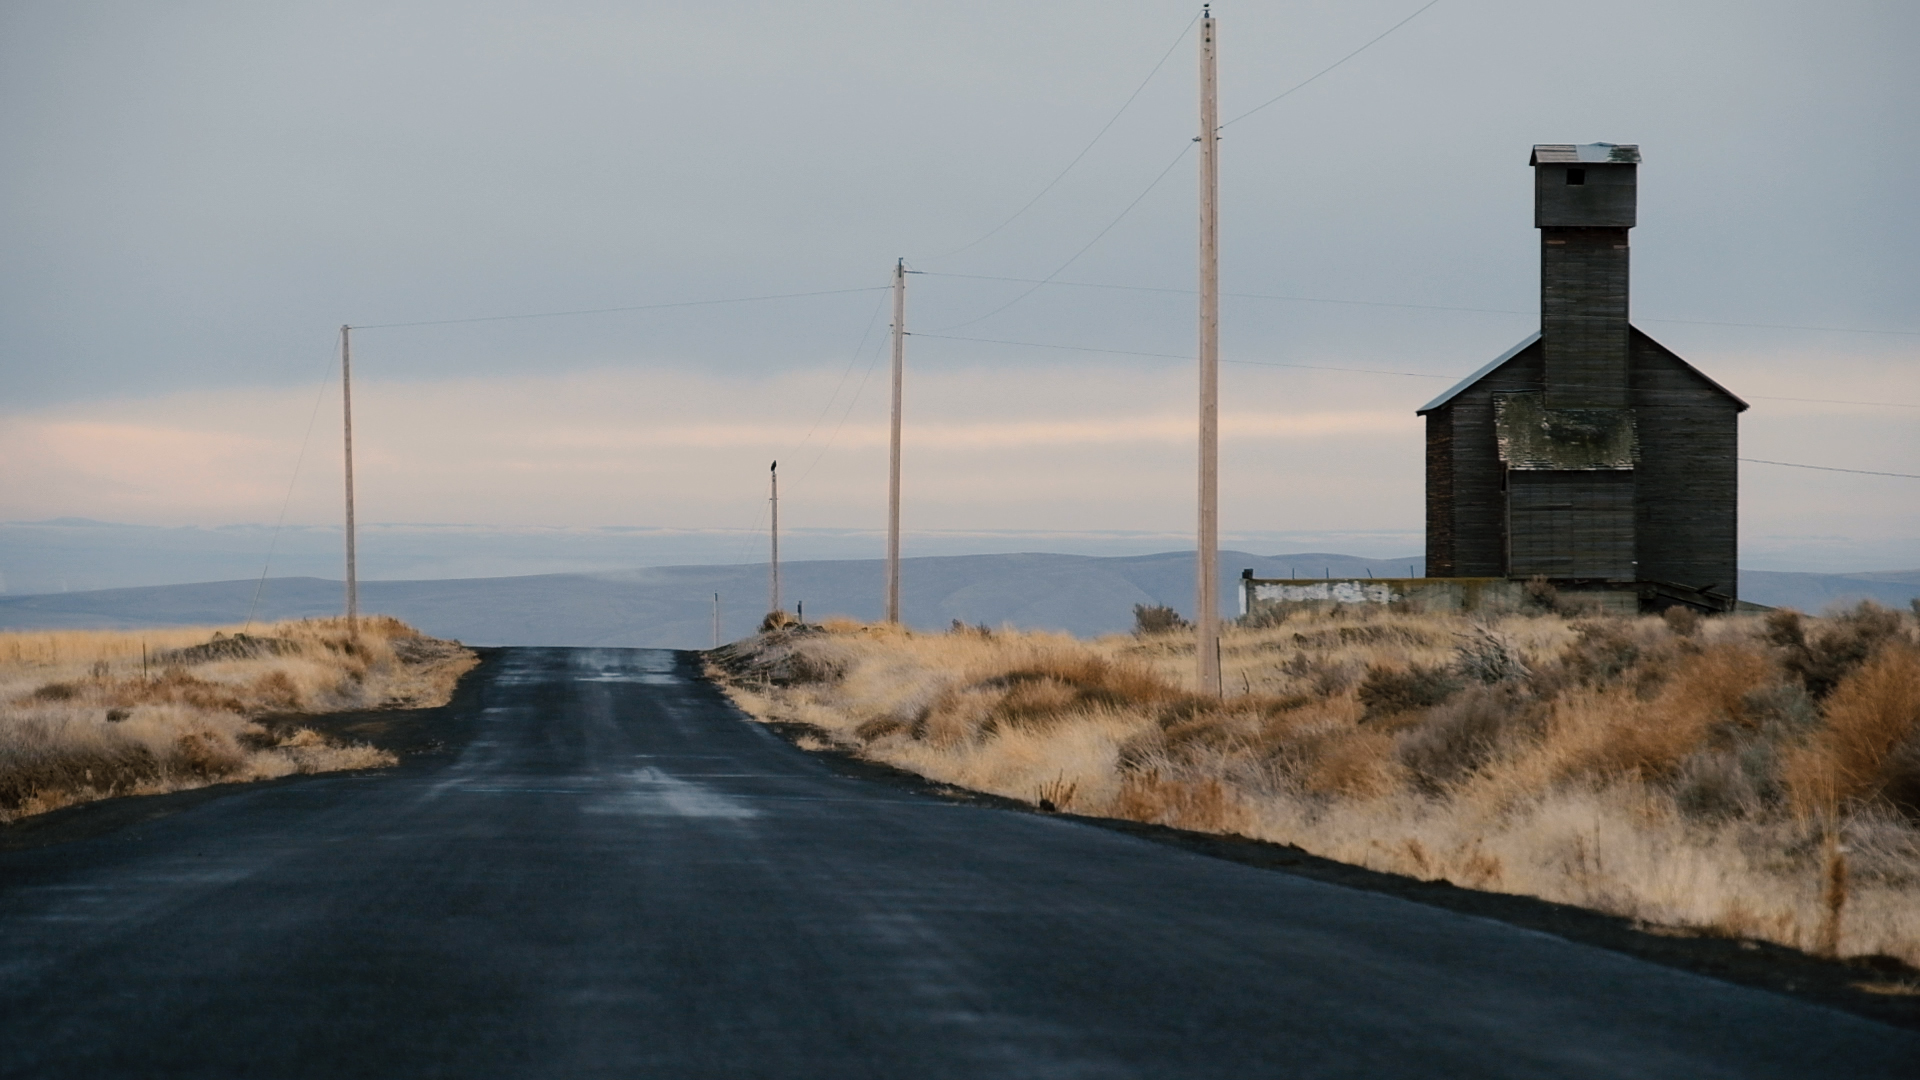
1242 577 1532 616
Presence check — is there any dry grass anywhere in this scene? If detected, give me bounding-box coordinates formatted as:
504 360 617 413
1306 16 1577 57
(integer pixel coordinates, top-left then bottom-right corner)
0 617 476 821
711 601 1920 967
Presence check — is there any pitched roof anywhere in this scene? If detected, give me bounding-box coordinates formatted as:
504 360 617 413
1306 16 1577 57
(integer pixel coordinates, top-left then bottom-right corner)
1414 327 1751 415
1531 143 1640 165
1416 332 1539 414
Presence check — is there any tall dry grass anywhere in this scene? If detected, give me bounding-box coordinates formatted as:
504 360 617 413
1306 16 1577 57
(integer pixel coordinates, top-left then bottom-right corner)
0 617 476 821
711 602 1920 966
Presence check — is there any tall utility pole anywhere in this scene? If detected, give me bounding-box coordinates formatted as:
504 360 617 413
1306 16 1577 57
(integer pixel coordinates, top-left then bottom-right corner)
769 461 781 614
1194 7 1222 695
886 258 906 623
713 592 721 648
340 324 360 636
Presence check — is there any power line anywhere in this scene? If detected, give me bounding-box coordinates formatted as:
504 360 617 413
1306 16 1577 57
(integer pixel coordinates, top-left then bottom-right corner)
1747 395 1920 409
912 330 1453 377
1219 0 1445 129
246 339 339 631
918 10 1202 263
350 286 890 330
917 271 1920 337
1741 458 1920 480
1636 315 1920 337
792 288 892 468
929 142 1194 332
910 331 1920 408
795 290 894 487
916 331 1917 477
924 270 1529 316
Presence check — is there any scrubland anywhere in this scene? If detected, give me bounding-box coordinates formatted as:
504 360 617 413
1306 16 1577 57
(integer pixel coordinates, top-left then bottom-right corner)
713 600 1920 971
1 617 475 821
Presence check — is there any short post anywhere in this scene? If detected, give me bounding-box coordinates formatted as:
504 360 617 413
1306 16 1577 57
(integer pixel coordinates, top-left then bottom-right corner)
769 461 781 614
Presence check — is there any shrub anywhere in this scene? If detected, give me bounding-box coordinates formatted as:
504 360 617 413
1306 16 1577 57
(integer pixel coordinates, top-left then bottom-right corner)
1132 604 1189 636
1784 644 1920 813
1357 663 1462 721
1768 602 1908 700
1673 749 1764 820
1536 619 1652 693
1523 576 1559 611
855 716 907 741
1398 684 1538 792
982 655 1178 731
1662 606 1704 638
1454 626 1531 684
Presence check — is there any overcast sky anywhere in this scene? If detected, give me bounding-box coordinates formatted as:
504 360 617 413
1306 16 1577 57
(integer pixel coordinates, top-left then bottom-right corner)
2 0 1915 574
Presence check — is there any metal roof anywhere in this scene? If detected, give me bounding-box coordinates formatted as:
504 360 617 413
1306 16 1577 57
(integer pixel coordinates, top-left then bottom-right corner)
1416 332 1539 414
1530 143 1640 165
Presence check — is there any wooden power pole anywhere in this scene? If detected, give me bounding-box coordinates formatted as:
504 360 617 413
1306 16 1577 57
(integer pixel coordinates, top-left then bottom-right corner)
340 324 360 636
769 461 781 614
1195 7 1222 695
886 258 906 623
713 592 721 648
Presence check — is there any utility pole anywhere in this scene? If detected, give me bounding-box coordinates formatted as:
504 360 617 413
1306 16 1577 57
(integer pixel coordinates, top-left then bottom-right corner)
340 324 360 637
769 461 781 614
886 258 906 623
1195 7 1222 695
713 592 721 648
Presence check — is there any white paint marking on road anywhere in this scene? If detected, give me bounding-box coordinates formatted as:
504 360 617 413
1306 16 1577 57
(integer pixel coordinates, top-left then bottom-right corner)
583 766 760 819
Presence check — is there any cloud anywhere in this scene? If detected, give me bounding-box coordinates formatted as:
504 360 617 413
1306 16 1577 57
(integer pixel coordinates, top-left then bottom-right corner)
0 361 1422 530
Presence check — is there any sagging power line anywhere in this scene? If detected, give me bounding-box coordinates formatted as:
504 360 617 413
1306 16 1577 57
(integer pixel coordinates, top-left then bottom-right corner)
350 286 890 331
919 10 1203 263
917 272 1920 338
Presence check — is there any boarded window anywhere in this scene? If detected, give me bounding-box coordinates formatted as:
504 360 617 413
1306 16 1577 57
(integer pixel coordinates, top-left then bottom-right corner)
1508 471 1634 579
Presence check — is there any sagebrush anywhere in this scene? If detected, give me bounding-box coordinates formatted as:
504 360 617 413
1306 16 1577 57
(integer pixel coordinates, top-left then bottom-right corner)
0 617 475 821
712 602 1920 965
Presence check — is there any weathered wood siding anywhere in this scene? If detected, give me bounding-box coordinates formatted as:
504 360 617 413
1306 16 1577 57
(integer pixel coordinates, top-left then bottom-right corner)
1425 329 1739 602
1631 328 1741 599
1425 338 1545 577
1540 227 1630 408
1424 409 1456 575
1508 471 1636 579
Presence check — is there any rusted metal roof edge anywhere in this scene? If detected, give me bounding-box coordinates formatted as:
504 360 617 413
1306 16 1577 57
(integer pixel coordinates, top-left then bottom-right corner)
1531 143 1642 165
1416 332 1541 415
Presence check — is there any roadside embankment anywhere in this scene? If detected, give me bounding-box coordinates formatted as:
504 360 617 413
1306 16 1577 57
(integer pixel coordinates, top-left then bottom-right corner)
710 603 1920 974
1 617 476 821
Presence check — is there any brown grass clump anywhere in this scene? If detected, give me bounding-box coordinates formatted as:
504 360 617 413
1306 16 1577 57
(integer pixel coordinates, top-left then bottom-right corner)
0 617 475 821
712 600 1920 967
1783 644 1920 815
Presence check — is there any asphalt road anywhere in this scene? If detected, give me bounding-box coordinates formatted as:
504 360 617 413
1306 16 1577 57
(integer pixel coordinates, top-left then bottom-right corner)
2 647 1913 1078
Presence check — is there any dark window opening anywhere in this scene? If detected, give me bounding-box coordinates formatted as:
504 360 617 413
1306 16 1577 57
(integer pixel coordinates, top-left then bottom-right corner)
1567 168 1586 185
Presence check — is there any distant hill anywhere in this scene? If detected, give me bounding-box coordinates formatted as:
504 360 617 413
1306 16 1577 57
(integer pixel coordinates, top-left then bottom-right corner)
0 553 1911 649
0 551 1417 647
1736 569 1920 616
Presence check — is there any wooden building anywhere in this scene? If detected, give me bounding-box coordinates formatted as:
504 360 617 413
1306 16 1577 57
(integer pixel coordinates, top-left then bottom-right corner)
1418 144 1747 612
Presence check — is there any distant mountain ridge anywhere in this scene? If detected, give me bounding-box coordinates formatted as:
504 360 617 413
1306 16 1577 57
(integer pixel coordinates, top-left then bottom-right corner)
0 552 1914 650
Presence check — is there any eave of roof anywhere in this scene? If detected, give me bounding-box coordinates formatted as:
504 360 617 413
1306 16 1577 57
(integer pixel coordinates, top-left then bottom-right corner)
1531 143 1641 164
1630 325 1750 411
1416 332 1539 414
1415 327 1752 415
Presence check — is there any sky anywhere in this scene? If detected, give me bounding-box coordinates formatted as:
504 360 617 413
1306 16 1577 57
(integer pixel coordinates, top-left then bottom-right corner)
2 0 1915 579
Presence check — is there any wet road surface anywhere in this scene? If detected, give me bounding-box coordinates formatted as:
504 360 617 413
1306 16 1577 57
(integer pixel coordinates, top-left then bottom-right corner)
1 647 1913 1078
